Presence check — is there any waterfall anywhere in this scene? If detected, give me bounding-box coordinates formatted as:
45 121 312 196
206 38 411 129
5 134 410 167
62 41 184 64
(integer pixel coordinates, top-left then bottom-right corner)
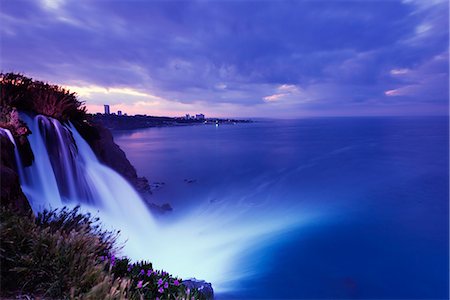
8 114 311 293
18 114 156 234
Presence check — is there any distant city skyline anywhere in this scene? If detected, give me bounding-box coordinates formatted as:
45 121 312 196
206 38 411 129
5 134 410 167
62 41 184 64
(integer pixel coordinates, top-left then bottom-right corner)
1 0 448 118
102 103 208 119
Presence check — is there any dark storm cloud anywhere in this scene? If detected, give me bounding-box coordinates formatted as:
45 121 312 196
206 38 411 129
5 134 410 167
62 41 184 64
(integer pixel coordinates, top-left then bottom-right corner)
1 0 448 116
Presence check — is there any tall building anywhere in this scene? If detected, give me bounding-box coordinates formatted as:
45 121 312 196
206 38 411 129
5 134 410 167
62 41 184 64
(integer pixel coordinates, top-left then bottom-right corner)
118 110 122 116
104 104 110 115
196 113 205 120
185 114 190 120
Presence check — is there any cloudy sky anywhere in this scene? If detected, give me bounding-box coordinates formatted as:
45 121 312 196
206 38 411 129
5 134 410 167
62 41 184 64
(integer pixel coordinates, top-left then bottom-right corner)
1 0 448 118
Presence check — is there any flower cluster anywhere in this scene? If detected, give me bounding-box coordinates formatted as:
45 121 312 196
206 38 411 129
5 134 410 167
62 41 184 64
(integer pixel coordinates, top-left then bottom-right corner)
100 257 205 299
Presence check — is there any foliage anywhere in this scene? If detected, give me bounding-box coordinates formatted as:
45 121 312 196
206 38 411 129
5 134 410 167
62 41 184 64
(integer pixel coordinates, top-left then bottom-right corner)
35 206 117 257
0 206 205 299
0 206 108 297
0 72 87 123
105 257 205 300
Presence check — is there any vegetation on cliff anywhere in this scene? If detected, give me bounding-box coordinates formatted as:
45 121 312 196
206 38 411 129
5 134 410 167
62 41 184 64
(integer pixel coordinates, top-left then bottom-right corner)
0 72 87 125
0 72 87 178
0 206 205 299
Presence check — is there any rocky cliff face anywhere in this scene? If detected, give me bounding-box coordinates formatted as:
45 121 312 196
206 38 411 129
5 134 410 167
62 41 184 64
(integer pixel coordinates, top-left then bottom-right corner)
85 123 151 190
75 121 171 213
0 117 170 214
182 279 214 300
1 73 171 213
0 135 30 212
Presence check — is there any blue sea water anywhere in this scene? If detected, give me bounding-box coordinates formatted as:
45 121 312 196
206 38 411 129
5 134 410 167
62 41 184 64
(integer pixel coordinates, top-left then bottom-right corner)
113 117 449 299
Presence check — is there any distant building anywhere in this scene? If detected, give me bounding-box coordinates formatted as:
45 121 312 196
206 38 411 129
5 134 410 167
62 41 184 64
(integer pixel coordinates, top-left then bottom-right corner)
104 104 110 115
118 110 122 116
196 114 205 120
185 114 190 120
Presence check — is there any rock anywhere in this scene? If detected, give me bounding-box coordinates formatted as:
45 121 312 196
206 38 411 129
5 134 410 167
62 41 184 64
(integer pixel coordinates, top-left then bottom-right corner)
88 124 143 185
0 135 31 212
75 121 151 194
0 166 30 212
17 134 34 167
182 279 214 300
0 134 14 167
149 181 165 192
146 202 173 214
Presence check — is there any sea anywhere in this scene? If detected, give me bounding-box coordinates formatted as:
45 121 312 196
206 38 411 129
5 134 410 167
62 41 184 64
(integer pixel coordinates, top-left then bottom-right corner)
113 117 449 299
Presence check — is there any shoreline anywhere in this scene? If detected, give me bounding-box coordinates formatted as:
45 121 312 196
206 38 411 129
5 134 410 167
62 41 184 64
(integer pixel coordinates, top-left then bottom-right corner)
90 113 252 131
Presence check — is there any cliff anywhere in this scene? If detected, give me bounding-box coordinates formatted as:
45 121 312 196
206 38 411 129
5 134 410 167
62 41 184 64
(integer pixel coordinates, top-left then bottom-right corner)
0 134 30 212
74 119 153 197
0 73 210 299
86 123 172 213
0 73 169 213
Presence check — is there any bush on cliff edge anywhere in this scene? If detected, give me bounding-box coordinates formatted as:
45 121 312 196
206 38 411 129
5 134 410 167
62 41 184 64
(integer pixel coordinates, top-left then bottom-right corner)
0 73 87 124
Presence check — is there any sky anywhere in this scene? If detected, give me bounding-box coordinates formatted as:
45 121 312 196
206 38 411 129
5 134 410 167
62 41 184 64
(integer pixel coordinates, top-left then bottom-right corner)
1 0 449 118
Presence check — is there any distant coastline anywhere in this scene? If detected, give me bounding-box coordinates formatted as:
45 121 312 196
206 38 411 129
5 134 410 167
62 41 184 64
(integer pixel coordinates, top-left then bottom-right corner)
90 113 253 130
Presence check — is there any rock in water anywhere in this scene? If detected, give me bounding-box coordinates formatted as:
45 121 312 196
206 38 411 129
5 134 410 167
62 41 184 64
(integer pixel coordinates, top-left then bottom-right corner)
182 278 214 299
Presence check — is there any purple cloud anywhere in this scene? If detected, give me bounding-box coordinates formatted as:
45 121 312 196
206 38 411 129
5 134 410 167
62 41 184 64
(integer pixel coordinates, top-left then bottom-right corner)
1 0 448 117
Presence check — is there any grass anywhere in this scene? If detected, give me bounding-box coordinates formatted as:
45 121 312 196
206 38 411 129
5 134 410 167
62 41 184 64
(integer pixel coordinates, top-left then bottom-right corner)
0 206 206 299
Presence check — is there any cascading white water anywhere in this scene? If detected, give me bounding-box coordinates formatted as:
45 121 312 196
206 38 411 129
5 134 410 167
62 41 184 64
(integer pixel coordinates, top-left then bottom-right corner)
18 114 157 247
10 114 312 292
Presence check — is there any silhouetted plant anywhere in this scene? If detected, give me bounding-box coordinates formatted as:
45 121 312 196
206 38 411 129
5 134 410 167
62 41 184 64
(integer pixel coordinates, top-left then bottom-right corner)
0 73 87 123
